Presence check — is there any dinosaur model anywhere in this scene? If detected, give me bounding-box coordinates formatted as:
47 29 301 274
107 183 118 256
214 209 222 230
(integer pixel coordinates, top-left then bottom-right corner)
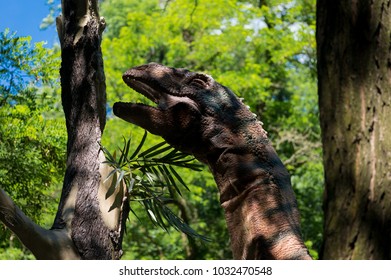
113 62 311 260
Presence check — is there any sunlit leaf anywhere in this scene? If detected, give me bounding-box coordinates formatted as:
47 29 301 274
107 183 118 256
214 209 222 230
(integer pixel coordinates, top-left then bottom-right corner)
129 130 147 160
138 141 167 158
147 209 157 223
169 166 190 191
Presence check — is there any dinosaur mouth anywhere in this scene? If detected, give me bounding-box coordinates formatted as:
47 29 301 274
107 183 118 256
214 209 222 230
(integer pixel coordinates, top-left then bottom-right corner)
122 76 161 104
122 74 199 111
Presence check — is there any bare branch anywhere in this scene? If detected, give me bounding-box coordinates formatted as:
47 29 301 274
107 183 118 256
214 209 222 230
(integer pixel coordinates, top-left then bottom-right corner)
0 188 79 259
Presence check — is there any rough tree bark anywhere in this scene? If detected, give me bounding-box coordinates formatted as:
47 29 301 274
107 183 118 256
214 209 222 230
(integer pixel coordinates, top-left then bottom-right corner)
317 0 391 259
0 0 128 259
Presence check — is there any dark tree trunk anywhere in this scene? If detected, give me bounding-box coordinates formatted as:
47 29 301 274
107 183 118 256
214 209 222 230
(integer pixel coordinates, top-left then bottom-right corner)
53 0 128 259
317 0 391 259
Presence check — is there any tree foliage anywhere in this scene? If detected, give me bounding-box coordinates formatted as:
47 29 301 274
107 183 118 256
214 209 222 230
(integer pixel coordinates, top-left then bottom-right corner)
101 131 207 240
0 29 66 258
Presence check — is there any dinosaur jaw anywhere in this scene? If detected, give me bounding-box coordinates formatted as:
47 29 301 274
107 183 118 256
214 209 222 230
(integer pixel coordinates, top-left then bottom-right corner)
122 70 199 111
122 75 161 104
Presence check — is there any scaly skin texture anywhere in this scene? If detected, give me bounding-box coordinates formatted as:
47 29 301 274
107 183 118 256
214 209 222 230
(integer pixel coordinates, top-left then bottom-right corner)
113 63 311 260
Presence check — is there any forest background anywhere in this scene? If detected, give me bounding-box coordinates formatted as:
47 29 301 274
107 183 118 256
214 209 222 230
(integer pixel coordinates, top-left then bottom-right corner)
0 0 322 259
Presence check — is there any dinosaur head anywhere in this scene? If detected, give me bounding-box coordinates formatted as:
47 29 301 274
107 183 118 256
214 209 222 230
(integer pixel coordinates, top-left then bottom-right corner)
113 63 261 163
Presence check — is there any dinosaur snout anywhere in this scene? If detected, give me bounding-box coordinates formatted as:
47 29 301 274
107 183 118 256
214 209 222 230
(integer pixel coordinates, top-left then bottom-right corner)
112 102 122 116
113 102 132 121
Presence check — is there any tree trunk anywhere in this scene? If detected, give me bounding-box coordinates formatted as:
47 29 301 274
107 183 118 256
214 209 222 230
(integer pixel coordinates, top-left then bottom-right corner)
53 0 129 259
317 0 391 259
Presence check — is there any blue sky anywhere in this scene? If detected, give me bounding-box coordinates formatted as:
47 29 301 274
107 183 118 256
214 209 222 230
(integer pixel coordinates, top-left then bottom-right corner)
0 0 58 46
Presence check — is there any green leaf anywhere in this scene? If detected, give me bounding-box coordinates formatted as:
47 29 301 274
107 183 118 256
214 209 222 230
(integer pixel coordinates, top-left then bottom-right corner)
100 144 116 165
147 209 158 223
138 141 167 158
162 165 182 196
157 165 170 187
118 136 131 165
106 171 118 199
161 148 181 160
159 202 211 242
129 130 147 160
169 165 190 191
115 170 125 190
143 145 173 159
103 167 118 184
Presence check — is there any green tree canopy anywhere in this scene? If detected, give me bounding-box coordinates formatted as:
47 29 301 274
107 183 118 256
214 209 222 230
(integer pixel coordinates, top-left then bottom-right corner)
0 29 66 259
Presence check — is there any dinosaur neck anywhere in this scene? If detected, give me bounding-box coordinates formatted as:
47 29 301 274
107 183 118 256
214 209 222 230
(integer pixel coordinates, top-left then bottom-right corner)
206 126 311 260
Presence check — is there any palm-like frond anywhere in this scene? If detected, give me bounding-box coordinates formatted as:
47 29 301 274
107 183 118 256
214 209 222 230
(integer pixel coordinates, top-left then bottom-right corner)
100 131 209 241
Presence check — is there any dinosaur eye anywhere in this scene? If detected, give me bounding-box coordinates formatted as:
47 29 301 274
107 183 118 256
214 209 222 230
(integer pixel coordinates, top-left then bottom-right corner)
189 74 210 89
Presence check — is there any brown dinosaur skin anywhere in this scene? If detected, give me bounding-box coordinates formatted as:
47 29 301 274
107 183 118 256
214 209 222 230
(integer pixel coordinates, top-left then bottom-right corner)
113 63 311 260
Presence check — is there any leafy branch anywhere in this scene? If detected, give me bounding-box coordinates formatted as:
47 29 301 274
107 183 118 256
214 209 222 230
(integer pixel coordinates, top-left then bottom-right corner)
100 131 209 241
